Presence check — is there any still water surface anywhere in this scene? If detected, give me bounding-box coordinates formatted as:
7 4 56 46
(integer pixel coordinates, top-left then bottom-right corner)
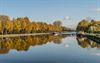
0 34 100 63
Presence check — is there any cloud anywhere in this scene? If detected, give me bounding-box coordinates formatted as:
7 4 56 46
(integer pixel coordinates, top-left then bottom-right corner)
91 8 100 12
95 53 100 56
64 16 70 20
96 8 100 12
91 53 100 56
64 44 70 48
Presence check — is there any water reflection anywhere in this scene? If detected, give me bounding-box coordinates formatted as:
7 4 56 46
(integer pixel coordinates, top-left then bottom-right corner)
0 34 100 54
76 36 100 48
0 34 68 54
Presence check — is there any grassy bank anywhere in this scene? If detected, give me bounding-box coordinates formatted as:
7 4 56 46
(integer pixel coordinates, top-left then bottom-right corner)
0 33 51 38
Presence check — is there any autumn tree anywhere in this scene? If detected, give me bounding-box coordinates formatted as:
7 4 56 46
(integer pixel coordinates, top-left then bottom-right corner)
76 19 90 32
53 20 62 26
0 15 70 34
0 15 11 34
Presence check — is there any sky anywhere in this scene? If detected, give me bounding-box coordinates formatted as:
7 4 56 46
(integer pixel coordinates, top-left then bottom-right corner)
0 0 100 28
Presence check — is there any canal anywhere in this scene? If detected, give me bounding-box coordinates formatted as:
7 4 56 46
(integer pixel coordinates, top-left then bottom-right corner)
0 34 100 63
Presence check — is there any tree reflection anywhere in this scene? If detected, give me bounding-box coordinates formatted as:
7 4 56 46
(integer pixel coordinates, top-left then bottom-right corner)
0 34 67 54
76 36 100 49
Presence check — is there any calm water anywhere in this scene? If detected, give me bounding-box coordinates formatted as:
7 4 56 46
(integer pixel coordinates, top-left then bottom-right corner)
0 34 100 63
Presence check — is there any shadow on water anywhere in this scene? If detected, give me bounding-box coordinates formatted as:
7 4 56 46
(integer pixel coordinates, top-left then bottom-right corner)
76 35 100 48
86 35 100 44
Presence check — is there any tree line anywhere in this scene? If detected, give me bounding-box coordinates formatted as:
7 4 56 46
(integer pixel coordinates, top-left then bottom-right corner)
0 15 69 34
76 19 100 33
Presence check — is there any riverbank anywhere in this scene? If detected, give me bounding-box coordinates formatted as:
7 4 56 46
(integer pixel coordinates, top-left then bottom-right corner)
0 33 51 38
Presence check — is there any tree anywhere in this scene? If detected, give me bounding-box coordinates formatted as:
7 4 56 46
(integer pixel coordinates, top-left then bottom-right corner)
0 15 11 34
53 20 62 26
76 19 90 32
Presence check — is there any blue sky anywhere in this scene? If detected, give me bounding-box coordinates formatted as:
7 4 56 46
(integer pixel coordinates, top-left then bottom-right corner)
0 0 100 28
